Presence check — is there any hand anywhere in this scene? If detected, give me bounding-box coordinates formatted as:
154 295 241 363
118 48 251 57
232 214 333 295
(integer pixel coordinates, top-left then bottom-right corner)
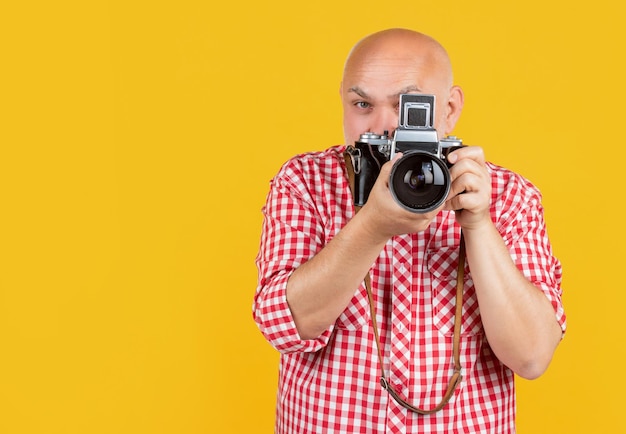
359 153 443 240
443 146 492 230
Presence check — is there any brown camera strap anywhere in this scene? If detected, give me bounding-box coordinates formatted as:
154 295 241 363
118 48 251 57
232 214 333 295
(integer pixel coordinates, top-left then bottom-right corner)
343 150 464 414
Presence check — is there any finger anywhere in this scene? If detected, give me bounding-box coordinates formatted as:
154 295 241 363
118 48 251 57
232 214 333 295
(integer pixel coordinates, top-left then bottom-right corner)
449 157 483 178
378 152 404 184
447 146 485 165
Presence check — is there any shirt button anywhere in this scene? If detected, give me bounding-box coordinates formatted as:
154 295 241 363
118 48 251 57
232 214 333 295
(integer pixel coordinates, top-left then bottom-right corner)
395 322 406 333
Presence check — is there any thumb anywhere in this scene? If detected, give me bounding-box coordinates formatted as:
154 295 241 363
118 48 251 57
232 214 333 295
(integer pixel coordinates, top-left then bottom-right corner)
380 152 403 179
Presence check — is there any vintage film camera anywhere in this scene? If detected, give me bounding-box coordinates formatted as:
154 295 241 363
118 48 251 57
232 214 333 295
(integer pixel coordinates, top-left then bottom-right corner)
346 94 464 213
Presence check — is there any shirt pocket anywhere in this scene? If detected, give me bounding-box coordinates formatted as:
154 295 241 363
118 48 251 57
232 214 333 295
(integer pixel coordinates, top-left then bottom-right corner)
427 246 483 337
334 280 371 331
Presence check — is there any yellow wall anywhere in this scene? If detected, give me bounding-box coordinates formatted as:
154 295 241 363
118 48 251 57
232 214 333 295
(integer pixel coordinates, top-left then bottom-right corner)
1 1 624 433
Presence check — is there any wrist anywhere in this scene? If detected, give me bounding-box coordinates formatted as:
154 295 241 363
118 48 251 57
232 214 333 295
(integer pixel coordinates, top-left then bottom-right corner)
355 203 395 245
460 216 497 241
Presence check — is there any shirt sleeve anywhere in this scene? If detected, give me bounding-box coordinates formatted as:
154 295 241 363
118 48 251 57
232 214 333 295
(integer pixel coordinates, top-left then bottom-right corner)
252 156 336 354
492 167 567 335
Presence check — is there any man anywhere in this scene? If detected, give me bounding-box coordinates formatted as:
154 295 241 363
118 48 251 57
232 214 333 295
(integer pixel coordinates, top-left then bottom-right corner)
253 28 565 433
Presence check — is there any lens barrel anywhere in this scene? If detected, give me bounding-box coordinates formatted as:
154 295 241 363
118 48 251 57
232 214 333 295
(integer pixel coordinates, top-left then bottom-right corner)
389 152 451 213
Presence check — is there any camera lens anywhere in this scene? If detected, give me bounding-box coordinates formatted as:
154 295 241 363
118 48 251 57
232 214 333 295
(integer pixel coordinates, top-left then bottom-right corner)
404 161 435 190
389 152 451 213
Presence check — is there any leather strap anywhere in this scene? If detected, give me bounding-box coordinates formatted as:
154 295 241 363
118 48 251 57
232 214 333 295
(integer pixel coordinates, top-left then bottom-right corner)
344 150 465 414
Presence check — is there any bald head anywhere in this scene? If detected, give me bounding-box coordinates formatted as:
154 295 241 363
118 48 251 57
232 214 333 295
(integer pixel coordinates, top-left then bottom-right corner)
343 28 453 87
340 28 463 144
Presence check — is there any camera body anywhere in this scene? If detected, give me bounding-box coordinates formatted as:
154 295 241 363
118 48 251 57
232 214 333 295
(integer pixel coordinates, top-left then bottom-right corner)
346 94 464 213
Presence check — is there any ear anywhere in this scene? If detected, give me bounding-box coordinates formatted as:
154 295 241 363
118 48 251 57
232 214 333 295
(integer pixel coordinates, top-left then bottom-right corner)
443 85 464 135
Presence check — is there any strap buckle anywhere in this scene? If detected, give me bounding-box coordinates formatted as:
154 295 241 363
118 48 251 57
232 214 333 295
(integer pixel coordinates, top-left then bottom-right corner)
380 377 389 391
346 146 361 174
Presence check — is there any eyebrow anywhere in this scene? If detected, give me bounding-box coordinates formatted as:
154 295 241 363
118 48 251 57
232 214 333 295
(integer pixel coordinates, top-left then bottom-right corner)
347 85 422 100
347 86 369 98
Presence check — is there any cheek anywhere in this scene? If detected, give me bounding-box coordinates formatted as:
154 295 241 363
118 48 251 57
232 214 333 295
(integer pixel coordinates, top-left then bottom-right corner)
434 97 452 133
343 112 368 143
434 109 449 136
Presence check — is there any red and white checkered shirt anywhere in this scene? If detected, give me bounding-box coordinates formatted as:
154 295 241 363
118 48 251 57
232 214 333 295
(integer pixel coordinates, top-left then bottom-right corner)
253 145 566 433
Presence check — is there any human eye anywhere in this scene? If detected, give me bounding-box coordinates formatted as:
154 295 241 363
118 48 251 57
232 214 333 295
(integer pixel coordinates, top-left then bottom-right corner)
354 101 372 110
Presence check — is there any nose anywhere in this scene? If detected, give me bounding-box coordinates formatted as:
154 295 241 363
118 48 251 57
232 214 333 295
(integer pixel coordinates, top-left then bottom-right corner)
370 107 398 137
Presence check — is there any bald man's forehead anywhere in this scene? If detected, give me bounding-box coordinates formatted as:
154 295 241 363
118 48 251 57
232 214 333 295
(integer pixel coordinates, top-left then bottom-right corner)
343 56 444 92
346 84 422 102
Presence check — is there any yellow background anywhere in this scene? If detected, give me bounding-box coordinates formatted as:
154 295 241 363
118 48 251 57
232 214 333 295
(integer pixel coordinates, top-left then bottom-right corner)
1 0 624 433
